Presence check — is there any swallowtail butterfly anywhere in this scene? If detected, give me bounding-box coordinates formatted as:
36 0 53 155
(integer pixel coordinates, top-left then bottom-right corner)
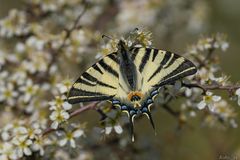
67 39 197 141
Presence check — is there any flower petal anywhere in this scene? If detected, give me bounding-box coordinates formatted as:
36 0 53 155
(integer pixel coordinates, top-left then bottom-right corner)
49 111 57 120
114 125 123 134
197 101 206 110
62 102 72 110
206 91 213 96
238 98 240 106
51 121 58 129
59 138 67 147
212 95 221 102
73 130 84 138
236 88 240 95
61 111 70 119
70 139 76 148
23 147 32 156
105 127 112 135
208 103 215 112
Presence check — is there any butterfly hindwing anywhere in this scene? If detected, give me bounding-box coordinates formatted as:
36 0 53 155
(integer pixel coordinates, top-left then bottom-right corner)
68 52 120 104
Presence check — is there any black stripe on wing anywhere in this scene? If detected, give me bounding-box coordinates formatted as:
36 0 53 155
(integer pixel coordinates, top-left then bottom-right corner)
77 78 95 86
98 59 119 77
152 49 158 62
163 52 180 69
97 81 116 89
67 88 115 104
93 64 103 74
156 59 197 87
139 48 151 72
108 52 119 64
148 51 172 82
77 72 117 89
81 72 97 82
131 47 140 61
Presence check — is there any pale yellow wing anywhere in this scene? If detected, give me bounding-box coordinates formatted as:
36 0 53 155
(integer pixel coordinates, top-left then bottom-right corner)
68 53 120 104
131 47 197 94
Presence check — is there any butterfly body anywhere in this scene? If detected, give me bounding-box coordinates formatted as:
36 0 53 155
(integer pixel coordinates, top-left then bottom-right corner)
68 40 197 141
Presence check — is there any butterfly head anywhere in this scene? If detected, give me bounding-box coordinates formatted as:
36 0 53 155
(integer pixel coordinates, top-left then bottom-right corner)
117 40 128 52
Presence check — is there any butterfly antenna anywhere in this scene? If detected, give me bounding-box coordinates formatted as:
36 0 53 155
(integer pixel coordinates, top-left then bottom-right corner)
134 27 139 32
102 34 113 40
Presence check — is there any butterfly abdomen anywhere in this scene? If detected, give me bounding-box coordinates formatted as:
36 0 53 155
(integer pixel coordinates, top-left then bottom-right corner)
118 40 139 91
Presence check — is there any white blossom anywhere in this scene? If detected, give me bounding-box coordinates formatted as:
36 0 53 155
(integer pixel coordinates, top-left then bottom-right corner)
26 124 42 139
31 137 52 156
0 9 30 38
105 124 123 135
197 91 221 111
26 36 45 51
235 88 240 106
19 79 39 102
50 110 70 129
56 79 72 94
0 142 18 160
59 129 84 148
12 136 33 158
49 96 72 110
15 42 26 53
0 83 18 106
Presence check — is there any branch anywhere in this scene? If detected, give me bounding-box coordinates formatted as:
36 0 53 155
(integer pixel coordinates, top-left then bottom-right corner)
42 102 98 137
182 82 240 95
198 37 216 69
58 2 88 51
162 104 180 117
36 3 88 83
161 104 191 130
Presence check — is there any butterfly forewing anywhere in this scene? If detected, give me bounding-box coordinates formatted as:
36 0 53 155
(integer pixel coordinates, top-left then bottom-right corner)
132 47 197 94
68 52 120 104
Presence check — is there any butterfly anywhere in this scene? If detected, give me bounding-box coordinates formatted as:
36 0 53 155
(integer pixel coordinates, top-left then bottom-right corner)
67 40 197 141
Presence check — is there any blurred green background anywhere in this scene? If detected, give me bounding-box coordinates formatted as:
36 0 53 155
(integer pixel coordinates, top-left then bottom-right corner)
1 0 240 160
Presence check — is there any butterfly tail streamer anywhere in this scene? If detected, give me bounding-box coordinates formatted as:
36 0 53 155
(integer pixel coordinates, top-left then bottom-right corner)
143 110 157 135
129 113 136 142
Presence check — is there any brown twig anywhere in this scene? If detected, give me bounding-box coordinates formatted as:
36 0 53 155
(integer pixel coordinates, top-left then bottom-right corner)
58 2 88 51
70 102 98 118
162 104 180 117
182 82 240 95
35 2 88 83
42 102 98 136
198 37 216 69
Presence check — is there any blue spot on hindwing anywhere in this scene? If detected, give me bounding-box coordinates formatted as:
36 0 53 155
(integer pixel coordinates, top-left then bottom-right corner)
147 98 153 104
121 105 128 110
150 90 158 96
112 100 120 104
141 107 148 113
130 110 136 115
